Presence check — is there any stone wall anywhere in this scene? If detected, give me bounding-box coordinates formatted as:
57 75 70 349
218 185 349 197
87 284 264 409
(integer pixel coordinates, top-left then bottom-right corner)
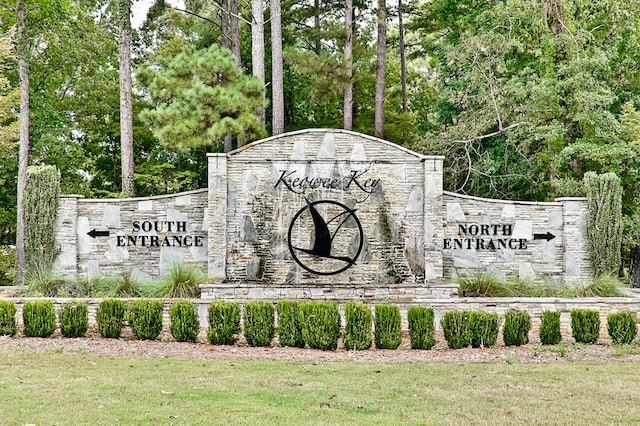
4 297 636 336
443 192 591 283
54 189 208 280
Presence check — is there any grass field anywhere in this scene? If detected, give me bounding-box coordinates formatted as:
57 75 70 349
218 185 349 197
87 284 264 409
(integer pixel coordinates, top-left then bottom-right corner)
1 350 639 425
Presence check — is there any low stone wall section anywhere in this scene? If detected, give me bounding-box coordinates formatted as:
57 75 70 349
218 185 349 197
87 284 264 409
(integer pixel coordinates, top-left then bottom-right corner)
4 297 637 338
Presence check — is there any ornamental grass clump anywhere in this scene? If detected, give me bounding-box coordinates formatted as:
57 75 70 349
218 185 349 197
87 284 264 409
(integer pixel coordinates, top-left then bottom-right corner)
607 312 637 345
469 311 499 348
300 302 340 351
96 299 126 338
441 311 471 349
59 302 89 338
407 306 435 350
169 300 200 343
207 301 241 345
0 300 17 337
23 300 56 338
160 263 203 298
571 309 600 344
244 301 275 347
343 302 372 350
127 300 164 340
539 311 562 345
503 310 531 346
375 305 402 350
276 301 304 348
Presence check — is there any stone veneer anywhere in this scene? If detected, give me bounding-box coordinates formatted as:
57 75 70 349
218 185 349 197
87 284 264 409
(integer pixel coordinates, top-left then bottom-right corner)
54 129 592 287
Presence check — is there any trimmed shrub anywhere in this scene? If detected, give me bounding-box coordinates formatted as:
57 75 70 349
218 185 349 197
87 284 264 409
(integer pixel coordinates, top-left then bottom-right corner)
407 306 435 350
23 300 56 338
276 301 304 348
169 300 200 343
207 301 241 345
469 311 499 348
24 165 60 269
607 312 637 345
375 305 402 350
0 300 17 336
126 300 164 340
539 311 562 345
343 302 372 350
503 310 531 346
96 299 126 338
244 301 275 347
441 311 471 349
59 302 89 338
584 172 622 277
571 309 600 344
300 302 340 351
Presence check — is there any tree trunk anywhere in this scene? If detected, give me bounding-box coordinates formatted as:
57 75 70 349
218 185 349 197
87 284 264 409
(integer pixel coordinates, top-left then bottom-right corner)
15 0 29 284
374 0 386 139
631 246 640 288
219 0 230 48
251 0 266 126
271 0 284 135
343 0 353 131
230 0 241 67
398 0 407 115
120 0 135 197
314 0 321 55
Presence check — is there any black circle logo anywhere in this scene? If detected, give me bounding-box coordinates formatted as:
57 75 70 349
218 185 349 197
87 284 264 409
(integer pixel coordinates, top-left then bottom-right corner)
287 199 364 275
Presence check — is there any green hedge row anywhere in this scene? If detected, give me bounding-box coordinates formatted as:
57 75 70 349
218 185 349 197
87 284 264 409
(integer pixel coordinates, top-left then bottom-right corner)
0 301 638 350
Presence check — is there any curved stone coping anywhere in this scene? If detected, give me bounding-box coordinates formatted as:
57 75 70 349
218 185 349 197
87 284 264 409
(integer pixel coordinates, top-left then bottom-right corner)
60 188 207 203
443 191 564 206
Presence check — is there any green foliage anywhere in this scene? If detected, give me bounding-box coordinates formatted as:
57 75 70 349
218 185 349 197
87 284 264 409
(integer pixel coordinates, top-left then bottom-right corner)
139 44 267 150
502 310 531 346
59 302 88 338
607 312 637 345
469 311 499 348
207 301 241 345
126 300 164 340
299 302 340 351
243 301 275 347
24 261 65 297
276 301 304 348
343 302 373 351
0 300 17 336
106 271 144 297
584 172 623 277
22 300 56 338
374 305 402 350
159 263 203 298
96 299 126 339
575 275 627 297
539 311 562 345
24 165 60 268
0 246 16 285
169 300 200 343
407 307 436 350
570 309 601 344
458 274 514 297
441 311 471 349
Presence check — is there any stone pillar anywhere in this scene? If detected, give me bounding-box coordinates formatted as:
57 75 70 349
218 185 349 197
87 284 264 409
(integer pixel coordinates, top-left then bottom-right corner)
423 156 445 281
557 197 592 283
208 154 228 280
53 194 84 277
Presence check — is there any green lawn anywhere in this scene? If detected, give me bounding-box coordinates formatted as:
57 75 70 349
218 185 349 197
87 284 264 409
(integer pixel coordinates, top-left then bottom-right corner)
1 350 639 425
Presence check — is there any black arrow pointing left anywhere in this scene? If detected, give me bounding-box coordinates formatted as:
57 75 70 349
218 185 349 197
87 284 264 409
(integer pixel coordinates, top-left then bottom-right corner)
87 229 110 238
533 232 555 241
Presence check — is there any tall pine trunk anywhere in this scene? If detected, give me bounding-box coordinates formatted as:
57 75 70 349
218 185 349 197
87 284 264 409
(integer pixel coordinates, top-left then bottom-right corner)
251 0 266 126
271 0 284 134
15 0 29 284
119 0 135 196
374 0 386 138
631 247 640 288
343 0 353 130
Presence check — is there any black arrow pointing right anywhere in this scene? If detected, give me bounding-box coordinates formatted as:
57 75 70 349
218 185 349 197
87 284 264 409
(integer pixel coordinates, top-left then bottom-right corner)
87 229 110 238
533 232 556 241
